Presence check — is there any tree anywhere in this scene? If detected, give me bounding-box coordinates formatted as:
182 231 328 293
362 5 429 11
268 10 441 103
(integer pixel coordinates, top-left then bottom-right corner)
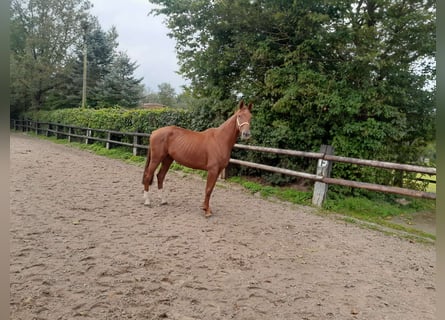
157 83 176 107
95 51 145 108
142 83 194 109
150 0 436 186
10 0 91 116
11 0 146 112
60 18 119 108
142 86 160 104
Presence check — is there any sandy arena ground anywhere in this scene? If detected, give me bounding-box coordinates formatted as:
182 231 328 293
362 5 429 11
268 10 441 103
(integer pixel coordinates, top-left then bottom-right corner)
10 133 436 319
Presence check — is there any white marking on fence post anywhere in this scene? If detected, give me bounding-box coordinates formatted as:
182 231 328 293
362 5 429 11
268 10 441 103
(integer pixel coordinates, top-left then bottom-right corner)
312 145 334 207
85 129 91 144
133 135 138 156
106 132 111 149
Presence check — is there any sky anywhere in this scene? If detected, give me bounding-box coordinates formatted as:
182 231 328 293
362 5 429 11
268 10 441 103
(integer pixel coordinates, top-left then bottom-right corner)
89 0 188 93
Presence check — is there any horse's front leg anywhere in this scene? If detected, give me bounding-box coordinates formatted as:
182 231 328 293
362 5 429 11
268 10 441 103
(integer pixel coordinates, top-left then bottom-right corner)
143 155 161 206
202 169 220 217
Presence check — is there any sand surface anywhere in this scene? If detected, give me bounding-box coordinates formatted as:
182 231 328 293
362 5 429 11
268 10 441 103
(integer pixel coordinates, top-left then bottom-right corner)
10 133 436 319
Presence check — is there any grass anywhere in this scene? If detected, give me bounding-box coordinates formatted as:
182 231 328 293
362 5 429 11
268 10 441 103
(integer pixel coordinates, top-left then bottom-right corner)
19 131 436 242
323 194 435 241
417 173 436 193
324 193 435 219
229 175 435 242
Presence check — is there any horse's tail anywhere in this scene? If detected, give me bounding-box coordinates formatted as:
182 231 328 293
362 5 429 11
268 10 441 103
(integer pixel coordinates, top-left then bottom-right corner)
142 145 153 186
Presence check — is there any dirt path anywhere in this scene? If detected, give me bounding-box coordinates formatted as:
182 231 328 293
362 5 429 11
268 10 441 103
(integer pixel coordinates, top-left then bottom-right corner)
10 133 436 320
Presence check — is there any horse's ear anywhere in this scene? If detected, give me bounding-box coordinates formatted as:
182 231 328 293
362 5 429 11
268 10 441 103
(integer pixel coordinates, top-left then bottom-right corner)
247 102 253 111
238 100 245 110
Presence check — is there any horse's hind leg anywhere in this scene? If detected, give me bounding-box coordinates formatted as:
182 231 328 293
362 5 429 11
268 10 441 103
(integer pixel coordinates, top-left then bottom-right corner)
156 156 174 205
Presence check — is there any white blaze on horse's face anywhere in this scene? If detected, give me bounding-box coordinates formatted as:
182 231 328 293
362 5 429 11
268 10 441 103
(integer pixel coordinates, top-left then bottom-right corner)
237 112 252 140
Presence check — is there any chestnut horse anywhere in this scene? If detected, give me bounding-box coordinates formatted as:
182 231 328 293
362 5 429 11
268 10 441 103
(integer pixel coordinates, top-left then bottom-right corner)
142 100 253 217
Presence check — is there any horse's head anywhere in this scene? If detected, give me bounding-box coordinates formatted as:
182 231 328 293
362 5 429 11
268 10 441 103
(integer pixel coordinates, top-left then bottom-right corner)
236 100 253 140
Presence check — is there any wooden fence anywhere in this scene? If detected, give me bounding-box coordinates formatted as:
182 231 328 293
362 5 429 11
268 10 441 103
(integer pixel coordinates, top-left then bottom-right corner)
11 119 436 205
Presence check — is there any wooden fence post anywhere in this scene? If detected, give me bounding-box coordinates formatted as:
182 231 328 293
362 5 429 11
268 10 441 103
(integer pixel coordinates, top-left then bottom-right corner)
312 145 334 207
220 168 227 180
220 163 235 180
68 127 72 143
85 129 92 144
106 132 111 149
133 135 139 156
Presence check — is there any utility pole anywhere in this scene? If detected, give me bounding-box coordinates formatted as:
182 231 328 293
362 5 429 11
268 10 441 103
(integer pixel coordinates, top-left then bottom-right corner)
81 20 88 108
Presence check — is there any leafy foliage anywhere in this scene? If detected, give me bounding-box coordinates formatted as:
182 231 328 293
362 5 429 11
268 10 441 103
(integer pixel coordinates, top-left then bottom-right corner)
95 52 145 108
24 107 192 134
10 0 145 114
150 0 436 187
10 0 91 116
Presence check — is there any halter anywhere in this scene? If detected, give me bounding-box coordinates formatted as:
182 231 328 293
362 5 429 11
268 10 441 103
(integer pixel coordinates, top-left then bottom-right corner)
236 115 250 130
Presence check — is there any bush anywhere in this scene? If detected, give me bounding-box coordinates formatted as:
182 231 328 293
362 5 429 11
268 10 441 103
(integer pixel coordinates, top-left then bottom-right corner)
21 104 434 193
23 107 193 133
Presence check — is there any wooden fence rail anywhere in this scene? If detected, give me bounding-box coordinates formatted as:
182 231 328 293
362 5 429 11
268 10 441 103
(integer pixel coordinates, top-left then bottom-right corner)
11 119 436 204
233 144 436 175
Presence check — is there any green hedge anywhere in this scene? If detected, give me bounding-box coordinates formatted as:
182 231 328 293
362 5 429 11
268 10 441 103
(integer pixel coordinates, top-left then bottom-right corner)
21 106 432 192
23 107 194 133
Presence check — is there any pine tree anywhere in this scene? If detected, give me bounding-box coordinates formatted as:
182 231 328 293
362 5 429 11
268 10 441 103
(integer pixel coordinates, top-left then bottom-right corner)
10 0 91 115
95 51 145 108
